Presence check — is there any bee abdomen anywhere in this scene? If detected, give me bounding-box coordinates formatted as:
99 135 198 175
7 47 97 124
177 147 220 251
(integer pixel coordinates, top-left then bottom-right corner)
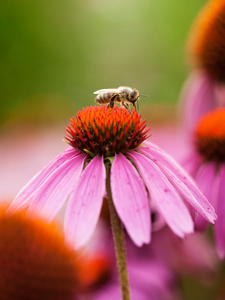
95 93 116 104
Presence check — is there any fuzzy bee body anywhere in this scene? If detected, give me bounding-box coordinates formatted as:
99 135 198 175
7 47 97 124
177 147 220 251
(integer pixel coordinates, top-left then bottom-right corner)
95 92 119 104
93 86 146 112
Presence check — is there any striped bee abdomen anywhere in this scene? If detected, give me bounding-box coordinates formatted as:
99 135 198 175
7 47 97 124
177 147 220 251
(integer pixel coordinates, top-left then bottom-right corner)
94 93 117 104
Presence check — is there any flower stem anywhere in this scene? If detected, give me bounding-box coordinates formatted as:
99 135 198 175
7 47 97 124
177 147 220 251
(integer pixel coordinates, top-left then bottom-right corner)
105 161 131 300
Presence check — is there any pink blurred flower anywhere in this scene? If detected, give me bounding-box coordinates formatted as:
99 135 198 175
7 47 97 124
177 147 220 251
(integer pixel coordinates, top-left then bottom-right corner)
74 222 180 300
85 223 180 300
183 108 225 258
147 228 219 278
179 0 225 134
91 260 179 300
179 71 217 135
8 106 216 249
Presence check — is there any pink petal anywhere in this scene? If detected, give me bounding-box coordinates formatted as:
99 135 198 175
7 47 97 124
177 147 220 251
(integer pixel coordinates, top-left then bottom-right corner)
111 153 151 246
214 165 225 259
128 151 194 238
26 152 87 221
139 144 217 223
194 163 217 231
64 155 106 249
7 147 78 213
179 71 216 134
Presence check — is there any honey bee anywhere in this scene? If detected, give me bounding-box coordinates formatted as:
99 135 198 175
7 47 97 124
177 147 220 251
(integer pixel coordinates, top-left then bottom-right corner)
93 86 148 113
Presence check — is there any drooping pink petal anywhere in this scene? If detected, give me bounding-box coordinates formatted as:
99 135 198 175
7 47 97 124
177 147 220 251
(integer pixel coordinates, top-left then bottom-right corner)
7 147 78 213
139 144 217 223
179 71 216 134
27 153 87 221
128 151 194 238
64 155 106 249
214 165 225 259
111 153 151 247
194 163 217 231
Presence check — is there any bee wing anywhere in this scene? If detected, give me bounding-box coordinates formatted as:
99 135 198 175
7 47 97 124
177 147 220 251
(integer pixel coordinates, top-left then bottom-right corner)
117 86 133 93
93 89 120 95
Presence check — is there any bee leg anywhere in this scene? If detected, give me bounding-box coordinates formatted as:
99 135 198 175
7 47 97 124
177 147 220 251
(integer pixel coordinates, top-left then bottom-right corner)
109 94 118 109
110 101 115 108
122 102 131 114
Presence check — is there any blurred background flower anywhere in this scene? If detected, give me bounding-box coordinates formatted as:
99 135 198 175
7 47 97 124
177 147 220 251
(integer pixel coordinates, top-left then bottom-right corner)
180 108 225 259
0 206 78 300
179 0 225 135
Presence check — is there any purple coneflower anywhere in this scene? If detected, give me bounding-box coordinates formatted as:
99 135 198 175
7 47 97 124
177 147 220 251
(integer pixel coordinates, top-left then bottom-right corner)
8 105 216 247
183 108 225 258
179 0 225 134
8 105 217 299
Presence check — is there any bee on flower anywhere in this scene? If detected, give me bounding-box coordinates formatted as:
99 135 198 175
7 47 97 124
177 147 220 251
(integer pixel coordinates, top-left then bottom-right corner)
94 86 148 113
7 105 216 249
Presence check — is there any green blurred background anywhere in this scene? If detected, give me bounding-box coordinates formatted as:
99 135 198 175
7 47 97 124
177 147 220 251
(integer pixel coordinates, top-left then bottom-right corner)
0 0 206 126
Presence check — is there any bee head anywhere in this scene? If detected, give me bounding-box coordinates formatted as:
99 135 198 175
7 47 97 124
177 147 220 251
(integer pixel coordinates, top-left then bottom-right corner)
129 89 139 102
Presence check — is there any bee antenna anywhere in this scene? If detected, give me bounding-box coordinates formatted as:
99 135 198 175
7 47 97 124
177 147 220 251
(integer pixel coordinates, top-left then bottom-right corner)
139 94 149 97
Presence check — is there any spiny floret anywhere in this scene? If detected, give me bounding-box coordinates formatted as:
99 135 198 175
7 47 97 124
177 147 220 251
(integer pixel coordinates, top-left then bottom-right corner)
195 108 225 162
65 106 150 157
188 0 225 82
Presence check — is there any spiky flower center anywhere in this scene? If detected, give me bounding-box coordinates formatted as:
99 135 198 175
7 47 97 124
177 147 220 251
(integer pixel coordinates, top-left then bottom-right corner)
65 106 150 157
195 108 225 162
188 0 225 82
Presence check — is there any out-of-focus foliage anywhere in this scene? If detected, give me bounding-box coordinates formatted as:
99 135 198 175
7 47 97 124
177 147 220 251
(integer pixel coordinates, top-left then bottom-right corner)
0 0 206 124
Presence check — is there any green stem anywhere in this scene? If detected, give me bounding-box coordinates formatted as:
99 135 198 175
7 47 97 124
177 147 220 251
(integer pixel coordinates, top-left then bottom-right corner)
106 161 131 300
